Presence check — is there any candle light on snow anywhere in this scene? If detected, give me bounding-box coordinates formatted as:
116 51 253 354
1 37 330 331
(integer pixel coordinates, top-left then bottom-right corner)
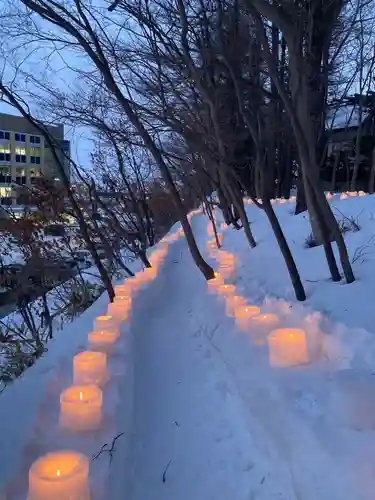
207 274 224 293
28 451 90 500
107 301 130 321
250 313 280 345
234 305 261 331
73 351 107 387
225 295 247 317
267 328 309 367
93 315 120 336
88 329 119 352
60 385 102 432
218 283 236 297
114 285 131 297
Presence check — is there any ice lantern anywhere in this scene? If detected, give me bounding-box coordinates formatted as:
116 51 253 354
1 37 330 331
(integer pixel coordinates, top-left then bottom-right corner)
60 385 102 432
250 313 280 345
267 328 309 367
234 305 261 331
28 451 90 500
73 351 108 387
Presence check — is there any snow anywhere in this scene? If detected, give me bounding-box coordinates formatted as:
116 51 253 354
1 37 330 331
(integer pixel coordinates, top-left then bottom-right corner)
4 197 375 499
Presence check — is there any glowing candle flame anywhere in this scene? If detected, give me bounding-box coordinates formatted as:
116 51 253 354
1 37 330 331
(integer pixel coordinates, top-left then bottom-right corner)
79 392 83 401
56 469 61 477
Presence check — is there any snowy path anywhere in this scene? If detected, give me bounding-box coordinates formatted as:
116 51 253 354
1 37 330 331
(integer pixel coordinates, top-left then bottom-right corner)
118 230 298 500
110 214 375 500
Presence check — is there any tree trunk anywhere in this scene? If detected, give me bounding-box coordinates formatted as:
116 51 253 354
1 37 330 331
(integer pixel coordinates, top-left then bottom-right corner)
263 201 306 301
330 151 339 192
295 177 307 214
368 146 375 193
205 199 221 249
306 178 341 281
139 250 152 268
226 180 256 248
310 177 355 283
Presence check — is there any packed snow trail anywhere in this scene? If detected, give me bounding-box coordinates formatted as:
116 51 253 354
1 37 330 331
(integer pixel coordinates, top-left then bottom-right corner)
111 222 299 500
110 213 375 500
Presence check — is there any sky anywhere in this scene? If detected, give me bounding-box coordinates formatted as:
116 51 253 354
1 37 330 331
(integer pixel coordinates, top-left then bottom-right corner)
0 2 99 171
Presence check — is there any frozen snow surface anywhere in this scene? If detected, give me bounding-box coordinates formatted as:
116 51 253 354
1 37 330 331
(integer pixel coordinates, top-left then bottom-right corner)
4 195 375 499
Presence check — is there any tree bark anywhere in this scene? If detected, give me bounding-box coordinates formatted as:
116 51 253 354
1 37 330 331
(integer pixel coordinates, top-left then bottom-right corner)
263 201 306 301
330 151 339 192
368 146 375 193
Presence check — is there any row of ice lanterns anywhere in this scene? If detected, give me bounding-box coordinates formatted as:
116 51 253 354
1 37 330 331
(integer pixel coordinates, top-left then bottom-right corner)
26 229 184 500
245 190 368 205
206 222 309 369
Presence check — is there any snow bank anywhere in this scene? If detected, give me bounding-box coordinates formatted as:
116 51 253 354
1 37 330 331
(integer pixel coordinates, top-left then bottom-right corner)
0 220 183 499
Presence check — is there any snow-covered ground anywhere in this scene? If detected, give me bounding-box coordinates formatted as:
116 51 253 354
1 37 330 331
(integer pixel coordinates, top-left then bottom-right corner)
3 196 375 499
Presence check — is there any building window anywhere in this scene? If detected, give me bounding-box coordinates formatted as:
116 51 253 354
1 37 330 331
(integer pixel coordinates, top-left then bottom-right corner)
0 131 10 140
30 135 41 144
30 167 41 184
15 167 26 185
30 147 41 164
0 145 11 162
0 187 12 206
15 147 26 163
15 133 26 142
0 167 11 184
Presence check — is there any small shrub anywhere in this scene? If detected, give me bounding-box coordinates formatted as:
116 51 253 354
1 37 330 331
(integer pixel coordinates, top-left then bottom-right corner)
338 215 361 234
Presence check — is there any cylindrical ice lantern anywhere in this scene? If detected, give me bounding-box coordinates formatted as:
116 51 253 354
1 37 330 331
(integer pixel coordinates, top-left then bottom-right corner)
267 328 309 367
88 329 119 353
28 451 90 500
217 283 236 297
250 313 280 345
114 285 131 297
107 301 130 321
60 385 102 432
225 295 247 317
207 274 224 293
234 305 261 331
93 315 120 336
73 351 108 387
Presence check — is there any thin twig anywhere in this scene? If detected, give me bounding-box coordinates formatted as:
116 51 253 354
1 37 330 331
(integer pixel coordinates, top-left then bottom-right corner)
162 460 172 483
92 432 125 465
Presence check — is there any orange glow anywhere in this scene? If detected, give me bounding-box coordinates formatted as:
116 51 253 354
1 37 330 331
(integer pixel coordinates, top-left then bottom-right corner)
340 193 348 199
348 191 357 197
235 305 261 331
207 223 214 236
207 275 225 293
114 294 132 306
93 315 120 335
250 313 280 345
225 295 247 317
114 284 131 297
217 283 236 297
60 385 102 432
267 328 309 367
107 301 130 321
73 351 108 387
359 190 366 196
88 328 120 352
28 451 90 500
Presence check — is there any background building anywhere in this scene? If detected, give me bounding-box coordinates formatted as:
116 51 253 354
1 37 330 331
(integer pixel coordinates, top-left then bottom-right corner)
0 113 70 206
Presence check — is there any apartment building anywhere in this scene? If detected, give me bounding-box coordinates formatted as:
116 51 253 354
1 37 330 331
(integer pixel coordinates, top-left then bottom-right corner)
0 113 70 206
